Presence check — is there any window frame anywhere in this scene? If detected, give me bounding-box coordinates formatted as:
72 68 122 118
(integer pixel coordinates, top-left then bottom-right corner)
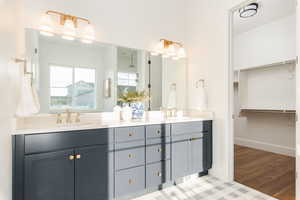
48 63 97 112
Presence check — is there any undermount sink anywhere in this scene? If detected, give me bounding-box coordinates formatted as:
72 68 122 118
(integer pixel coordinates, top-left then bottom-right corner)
55 121 96 128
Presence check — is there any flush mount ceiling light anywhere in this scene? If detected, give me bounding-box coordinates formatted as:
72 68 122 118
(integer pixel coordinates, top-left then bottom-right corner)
151 39 186 60
239 3 259 18
39 10 96 43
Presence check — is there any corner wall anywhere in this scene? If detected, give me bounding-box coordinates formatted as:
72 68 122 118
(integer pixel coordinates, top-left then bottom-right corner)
185 0 246 180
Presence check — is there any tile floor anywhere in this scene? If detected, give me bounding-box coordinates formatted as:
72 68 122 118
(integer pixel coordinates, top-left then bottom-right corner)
133 176 277 200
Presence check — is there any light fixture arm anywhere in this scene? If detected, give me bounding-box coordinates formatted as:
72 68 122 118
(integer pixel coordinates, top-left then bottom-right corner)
46 10 91 27
160 39 183 48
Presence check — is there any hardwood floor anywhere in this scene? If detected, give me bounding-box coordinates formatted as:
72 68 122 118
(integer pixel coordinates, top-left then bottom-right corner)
234 145 295 200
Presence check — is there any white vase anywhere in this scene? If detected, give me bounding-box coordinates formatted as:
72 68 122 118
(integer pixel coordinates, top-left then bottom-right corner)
122 104 132 121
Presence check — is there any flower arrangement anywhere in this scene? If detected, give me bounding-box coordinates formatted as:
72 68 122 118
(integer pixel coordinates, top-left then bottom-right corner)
118 90 149 103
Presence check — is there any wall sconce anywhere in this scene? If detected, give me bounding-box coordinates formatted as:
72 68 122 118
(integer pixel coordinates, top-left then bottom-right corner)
39 10 95 44
151 39 186 60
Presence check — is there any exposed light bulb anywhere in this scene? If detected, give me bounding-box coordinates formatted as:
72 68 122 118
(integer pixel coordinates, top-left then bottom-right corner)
151 52 160 56
39 14 55 36
62 19 76 40
155 40 165 54
81 24 95 44
167 44 176 56
162 54 170 58
177 47 186 58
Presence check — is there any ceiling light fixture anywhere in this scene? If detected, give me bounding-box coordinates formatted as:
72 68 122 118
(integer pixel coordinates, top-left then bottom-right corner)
239 3 259 18
151 39 186 60
39 10 96 43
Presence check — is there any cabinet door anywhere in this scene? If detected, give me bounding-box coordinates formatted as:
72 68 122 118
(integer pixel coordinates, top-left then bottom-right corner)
75 145 113 200
24 150 75 200
171 140 189 179
190 138 204 174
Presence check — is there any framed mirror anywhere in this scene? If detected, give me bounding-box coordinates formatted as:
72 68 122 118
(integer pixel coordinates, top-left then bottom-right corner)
25 29 187 113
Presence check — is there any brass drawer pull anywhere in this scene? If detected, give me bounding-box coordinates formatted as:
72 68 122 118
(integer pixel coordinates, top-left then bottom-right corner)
190 138 197 141
128 179 134 184
76 154 81 159
157 172 162 177
69 155 75 160
128 154 134 158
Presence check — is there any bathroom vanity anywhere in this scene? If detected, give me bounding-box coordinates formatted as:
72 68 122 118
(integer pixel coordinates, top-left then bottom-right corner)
12 119 212 200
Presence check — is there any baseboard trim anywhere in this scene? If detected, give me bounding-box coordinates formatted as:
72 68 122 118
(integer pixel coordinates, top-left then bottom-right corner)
235 137 295 157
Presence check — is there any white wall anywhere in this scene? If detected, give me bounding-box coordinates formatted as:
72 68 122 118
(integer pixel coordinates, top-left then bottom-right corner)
234 14 296 70
0 1 186 200
185 0 240 180
0 1 21 200
22 0 186 52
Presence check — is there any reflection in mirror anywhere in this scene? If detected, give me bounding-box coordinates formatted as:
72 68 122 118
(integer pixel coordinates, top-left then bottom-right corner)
25 29 186 113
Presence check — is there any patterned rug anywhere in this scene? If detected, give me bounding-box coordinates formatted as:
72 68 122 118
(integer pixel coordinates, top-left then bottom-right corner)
133 176 277 200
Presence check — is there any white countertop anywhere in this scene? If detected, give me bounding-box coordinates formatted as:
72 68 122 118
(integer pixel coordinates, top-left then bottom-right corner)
12 116 213 135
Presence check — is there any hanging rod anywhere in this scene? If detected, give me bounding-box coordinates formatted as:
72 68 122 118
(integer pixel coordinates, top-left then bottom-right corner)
238 59 296 72
240 108 296 114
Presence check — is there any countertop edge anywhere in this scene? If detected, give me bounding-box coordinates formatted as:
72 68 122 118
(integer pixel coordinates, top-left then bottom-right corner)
12 117 213 135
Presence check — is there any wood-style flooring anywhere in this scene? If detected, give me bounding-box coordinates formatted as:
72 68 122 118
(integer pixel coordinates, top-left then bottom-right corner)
234 145 295 200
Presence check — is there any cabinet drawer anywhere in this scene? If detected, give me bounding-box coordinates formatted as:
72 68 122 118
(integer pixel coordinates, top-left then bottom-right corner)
115 126 145 143
172 121 205 136
146 161 170 188
24 129 113 154
115 166 145 197
115 147 145 170
146 144 170 163
146 124 170 139
172 132 203 143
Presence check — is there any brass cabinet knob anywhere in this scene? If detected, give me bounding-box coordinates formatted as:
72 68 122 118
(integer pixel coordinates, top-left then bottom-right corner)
157 148 162 152
157 172 162 177
129 133 133 137
128 154 134 158
157 130 161 135
76 154 81 159
128 179 134 184
69 155 75 160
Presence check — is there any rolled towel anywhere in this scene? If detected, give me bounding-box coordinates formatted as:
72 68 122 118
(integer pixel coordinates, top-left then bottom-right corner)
15 74 40 117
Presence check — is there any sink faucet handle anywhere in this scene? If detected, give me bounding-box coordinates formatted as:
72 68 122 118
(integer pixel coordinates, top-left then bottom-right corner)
75 112 81 123
56 113 63 124
65 109 72 123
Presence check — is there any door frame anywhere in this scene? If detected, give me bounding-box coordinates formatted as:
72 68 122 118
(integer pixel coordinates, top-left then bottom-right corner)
227 0 298 198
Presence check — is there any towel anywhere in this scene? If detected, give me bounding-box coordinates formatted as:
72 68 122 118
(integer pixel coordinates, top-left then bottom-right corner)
15 74 40 117
196 84 208 111
167 84 177 108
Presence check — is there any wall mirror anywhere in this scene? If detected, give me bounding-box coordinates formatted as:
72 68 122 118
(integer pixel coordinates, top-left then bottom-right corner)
25 29 187 113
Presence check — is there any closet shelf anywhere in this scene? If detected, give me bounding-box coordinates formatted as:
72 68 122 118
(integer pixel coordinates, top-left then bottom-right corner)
238 59 296 72
240 109 296 114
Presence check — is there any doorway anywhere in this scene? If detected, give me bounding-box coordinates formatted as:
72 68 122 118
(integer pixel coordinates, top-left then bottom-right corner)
229 0 297 199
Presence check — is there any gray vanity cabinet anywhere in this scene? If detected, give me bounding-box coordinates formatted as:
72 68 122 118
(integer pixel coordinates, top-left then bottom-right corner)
115 166 145 197
75 145 113 200
24 150 75 200
13 121 212 200
190 138 204 173
171 140 190 179
171 122 208 180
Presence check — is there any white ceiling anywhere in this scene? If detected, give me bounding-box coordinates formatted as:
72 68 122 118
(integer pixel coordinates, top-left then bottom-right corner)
234 0 296 34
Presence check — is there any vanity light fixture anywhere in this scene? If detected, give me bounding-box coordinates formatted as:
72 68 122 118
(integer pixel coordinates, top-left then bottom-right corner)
39 10 95 43
152 39 186 60
239 3 259 18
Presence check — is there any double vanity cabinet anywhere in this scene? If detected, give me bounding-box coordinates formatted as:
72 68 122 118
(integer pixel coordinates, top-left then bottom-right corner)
13 120 212 200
